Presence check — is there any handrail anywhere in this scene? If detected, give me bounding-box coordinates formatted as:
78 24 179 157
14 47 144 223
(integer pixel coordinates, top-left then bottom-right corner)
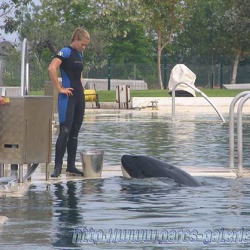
20 38 29 96
171 82 225 123
229 91 250 171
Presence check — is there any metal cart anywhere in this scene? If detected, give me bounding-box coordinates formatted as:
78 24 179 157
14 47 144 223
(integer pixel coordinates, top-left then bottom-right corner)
0 39 53 183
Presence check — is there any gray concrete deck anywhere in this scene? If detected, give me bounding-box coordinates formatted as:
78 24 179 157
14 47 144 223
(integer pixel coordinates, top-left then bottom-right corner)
1 163 250 198
85 96 250 111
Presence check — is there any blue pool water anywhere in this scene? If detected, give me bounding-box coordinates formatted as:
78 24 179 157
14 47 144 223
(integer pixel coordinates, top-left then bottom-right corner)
1 109 250 249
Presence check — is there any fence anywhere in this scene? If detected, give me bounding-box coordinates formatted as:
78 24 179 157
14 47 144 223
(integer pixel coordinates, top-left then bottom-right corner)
0 54 249 90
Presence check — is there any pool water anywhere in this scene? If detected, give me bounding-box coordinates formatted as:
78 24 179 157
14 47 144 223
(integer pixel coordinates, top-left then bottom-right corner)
1 109 250 249
1 177 250 249
76 110 250 168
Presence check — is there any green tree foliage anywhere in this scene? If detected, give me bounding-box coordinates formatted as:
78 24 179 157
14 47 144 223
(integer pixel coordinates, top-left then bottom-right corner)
89 0 159 84
0 0 31 33
20 0 110 73
172 0 250 84
20 0 93 55
89 0 151 66
90 0 142 38
106 24 156 84
218 0 250 83
20 0 158 86
140 0 197 89
18 0 98 87
1 47 21 86
2 0 249 90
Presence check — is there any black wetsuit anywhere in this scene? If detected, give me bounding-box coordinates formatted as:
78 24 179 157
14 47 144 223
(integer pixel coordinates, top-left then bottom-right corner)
54 46 85 169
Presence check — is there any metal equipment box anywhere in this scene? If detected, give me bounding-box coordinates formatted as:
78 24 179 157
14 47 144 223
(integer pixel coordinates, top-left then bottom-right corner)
44 81 59 114
0 96 53 164
116 85 130 109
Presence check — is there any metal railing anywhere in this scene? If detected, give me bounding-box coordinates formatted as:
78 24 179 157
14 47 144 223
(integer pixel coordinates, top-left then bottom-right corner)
20 38 29 96
229 91 250 172
171 82 225 123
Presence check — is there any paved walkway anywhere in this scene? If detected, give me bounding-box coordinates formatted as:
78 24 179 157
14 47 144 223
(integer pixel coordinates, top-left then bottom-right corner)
86 96 250 111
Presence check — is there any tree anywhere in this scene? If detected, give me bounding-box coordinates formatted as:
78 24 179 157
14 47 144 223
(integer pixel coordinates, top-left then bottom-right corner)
21 0 155 82
20 0 110 67
170 0 224 59
90 0 147 65
219 0 250 84
141 0 197 89
91 0 154 77
171 0 250 84
20 0 93 55
0 0 31 33
91 0 197 88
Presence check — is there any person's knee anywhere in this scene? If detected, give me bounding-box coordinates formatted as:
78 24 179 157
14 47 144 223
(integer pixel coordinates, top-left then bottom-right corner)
70 123 81 138
59 124 70 137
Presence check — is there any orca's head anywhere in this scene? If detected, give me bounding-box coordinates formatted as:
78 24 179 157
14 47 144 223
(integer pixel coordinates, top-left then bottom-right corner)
121 155 153 178
121 155 137 178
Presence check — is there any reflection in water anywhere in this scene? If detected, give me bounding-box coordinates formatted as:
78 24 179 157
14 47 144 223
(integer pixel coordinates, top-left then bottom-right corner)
51 181 80 248
51 179 105 248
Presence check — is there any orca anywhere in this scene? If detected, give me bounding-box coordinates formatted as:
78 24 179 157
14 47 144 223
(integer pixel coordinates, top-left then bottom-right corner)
121 155 202 187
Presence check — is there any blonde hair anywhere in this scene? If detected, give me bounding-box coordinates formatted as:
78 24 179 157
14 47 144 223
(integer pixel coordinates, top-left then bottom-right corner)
71 28 90 42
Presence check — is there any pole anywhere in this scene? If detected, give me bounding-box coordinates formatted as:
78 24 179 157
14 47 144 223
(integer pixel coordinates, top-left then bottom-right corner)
220 55 224 89
107 54 111 91
0 61 3 86
211 54 214 89
163 54 167 89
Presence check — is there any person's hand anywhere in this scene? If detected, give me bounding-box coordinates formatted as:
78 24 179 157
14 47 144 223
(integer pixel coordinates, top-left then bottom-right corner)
0 96 7 105
60 87 74 96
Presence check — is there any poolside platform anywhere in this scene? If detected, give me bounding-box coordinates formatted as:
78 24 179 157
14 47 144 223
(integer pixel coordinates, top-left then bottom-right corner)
86 96 250 110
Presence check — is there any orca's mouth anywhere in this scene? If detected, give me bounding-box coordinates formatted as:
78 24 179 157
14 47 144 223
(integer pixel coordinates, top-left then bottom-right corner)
121 165 131 178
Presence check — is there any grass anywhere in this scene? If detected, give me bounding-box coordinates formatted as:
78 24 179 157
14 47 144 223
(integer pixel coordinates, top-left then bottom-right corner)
30 88 245 102
96 89 244 102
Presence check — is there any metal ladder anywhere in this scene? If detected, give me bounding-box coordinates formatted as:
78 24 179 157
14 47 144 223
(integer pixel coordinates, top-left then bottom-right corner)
229 91 250 173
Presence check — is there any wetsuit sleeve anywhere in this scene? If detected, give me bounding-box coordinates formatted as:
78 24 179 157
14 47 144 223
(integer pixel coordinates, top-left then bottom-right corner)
55 47 71 61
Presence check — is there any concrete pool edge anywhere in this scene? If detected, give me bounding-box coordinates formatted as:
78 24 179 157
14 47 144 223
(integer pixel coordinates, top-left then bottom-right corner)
85 97 250 111
1 164 250 198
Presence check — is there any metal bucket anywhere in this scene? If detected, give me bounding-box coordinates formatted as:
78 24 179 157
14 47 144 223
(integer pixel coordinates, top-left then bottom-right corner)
80 150 104 178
